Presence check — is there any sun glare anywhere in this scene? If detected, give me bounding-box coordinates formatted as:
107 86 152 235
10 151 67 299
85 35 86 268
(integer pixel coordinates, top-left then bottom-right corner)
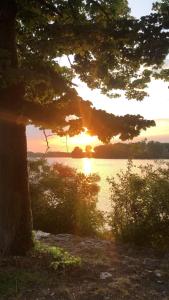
82 158 92 175
71 131 97 150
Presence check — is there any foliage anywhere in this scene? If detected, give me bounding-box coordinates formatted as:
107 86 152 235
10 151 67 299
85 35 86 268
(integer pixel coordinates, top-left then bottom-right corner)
35 241 81 270
108 161 169 249
1 1 169 141
71 146 84 158
29 159 104 236
94 141 169 159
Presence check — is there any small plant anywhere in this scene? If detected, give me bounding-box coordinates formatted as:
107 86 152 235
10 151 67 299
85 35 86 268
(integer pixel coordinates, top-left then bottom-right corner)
108 160 169 250
35 241 81 270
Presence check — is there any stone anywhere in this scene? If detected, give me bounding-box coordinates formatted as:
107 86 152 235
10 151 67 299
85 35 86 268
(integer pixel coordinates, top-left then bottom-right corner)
100 272 112 280
155 270 162 278
35 230 50 239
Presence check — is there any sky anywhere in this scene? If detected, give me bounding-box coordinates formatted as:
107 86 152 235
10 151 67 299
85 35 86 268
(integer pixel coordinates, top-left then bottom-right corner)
27 0 169 152
129 0 154 18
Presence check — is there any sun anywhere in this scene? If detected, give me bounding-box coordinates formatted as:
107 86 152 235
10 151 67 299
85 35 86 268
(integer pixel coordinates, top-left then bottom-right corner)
77 132 95 145
70 131 97 150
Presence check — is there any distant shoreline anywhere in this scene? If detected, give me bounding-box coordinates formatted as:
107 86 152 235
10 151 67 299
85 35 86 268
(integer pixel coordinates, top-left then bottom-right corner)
28 141 169 160
27 153 169 160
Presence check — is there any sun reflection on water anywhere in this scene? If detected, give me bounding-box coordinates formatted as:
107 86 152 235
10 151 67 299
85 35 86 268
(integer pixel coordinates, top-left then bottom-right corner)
82 158 92 175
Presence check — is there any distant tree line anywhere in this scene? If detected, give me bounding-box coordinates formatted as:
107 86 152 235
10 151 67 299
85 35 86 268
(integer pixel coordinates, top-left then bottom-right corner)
93 141 169 159
28 141 169 159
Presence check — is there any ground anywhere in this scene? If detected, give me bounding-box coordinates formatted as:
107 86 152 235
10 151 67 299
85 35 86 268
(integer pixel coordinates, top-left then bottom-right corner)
0 232 169 300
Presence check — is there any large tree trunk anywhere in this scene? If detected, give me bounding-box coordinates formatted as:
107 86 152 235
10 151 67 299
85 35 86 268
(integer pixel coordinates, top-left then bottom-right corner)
0 118 33 255
0 1 33 255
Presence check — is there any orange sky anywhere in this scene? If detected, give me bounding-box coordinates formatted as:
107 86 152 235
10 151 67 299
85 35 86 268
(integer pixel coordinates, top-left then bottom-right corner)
27 119 169 153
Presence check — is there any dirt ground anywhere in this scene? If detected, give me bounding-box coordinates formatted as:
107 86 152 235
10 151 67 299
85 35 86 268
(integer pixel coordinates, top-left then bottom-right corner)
0 232 169 300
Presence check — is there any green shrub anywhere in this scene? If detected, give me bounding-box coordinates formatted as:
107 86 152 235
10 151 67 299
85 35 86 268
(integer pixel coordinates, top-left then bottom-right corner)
29 159 104 236
108 161 169 249
35 241 81 270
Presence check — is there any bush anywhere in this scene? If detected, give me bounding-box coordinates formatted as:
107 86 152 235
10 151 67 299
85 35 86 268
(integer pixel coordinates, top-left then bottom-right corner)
35 242 81 270
108 161 169 249
29 159 104 236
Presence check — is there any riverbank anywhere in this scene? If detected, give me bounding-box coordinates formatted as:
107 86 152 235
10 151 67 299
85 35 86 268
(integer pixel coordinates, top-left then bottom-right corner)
1 232 169 299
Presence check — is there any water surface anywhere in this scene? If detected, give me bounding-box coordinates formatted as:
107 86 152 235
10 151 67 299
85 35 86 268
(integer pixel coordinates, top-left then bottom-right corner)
47 158 167 211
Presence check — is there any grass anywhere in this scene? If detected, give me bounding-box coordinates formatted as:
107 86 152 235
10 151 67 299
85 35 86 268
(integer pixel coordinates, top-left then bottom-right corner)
0 270 44 298
0 241 81 299
0 236 169 300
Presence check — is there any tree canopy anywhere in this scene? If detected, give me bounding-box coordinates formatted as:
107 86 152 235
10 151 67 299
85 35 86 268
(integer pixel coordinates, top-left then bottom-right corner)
1 0 169 142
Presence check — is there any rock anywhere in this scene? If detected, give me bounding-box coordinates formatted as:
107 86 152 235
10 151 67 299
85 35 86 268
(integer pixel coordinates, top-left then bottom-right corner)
100 272 112 280
155 270 162 278
157 281 163 284
80 241 86 246
35 231 50 239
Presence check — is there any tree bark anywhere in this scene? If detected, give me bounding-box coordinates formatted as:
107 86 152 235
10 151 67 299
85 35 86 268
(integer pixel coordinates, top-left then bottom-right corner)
0 1 33 255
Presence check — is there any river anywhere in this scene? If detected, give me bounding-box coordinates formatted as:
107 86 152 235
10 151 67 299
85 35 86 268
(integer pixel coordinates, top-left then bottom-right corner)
47 158 167 211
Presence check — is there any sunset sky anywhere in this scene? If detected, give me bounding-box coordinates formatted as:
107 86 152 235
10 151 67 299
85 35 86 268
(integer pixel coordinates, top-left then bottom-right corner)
27 0 169 152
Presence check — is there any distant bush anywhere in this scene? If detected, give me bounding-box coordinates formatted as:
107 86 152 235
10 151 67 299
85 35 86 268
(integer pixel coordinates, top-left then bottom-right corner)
108 161 169 249
29 160 104 236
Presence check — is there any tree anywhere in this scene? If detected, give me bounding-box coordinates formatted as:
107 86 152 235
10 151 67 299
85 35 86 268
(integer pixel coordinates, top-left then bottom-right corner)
0 0 168 255
146 141 164 158
85 145 93 157
71 146 83 158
